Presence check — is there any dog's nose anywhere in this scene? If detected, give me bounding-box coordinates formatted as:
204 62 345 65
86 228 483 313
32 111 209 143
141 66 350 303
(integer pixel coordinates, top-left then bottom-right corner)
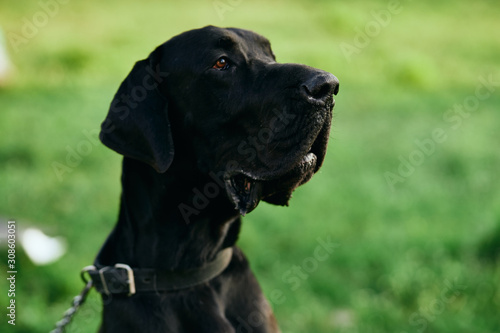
301 73 339 103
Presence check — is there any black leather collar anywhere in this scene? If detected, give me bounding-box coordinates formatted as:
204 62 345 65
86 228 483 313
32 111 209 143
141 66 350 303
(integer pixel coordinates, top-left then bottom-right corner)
83 248 233 295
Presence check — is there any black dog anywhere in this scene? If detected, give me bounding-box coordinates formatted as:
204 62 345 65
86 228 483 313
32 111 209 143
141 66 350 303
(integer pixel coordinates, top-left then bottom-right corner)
90 26 339 332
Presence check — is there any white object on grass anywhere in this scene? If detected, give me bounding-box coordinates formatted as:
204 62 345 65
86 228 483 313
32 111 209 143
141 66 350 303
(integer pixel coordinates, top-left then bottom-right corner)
21 228 67 265
0 26 12 84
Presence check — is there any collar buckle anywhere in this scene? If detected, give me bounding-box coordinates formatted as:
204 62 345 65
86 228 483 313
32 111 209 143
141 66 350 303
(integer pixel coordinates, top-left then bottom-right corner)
114 263 136 296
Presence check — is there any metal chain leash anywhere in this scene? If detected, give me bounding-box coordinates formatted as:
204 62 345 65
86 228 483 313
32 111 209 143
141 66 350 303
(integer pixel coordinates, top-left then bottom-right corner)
50 280 93 333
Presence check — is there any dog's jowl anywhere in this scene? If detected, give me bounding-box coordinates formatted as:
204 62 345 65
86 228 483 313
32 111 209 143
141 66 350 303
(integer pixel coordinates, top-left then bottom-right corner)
91 26 339 333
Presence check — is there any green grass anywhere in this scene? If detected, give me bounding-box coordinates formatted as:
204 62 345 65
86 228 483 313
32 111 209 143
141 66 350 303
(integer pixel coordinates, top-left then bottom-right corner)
1 0 499 332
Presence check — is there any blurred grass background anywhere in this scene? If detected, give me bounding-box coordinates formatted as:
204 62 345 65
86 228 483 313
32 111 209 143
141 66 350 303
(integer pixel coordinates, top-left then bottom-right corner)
0 0 499 332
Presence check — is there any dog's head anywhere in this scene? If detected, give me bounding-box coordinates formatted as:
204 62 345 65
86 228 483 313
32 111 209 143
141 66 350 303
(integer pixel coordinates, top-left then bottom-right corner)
100 26 339 215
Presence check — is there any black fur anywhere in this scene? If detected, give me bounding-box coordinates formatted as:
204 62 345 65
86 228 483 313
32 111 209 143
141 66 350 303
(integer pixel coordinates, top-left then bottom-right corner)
96 26 339 332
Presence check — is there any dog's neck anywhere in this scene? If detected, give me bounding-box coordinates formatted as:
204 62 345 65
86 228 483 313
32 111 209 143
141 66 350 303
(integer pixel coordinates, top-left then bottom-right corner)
96 157 241 270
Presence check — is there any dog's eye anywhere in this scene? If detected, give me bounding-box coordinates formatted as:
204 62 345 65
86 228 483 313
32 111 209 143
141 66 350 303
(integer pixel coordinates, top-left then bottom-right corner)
212 57 230 70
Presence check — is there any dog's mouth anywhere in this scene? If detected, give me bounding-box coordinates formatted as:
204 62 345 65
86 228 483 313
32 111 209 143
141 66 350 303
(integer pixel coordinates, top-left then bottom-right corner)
222 93 334 216
224 152 317 216
224 128 327 216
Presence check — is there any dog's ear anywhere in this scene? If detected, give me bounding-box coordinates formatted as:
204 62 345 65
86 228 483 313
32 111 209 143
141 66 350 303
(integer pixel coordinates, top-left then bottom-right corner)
99 46 174 173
